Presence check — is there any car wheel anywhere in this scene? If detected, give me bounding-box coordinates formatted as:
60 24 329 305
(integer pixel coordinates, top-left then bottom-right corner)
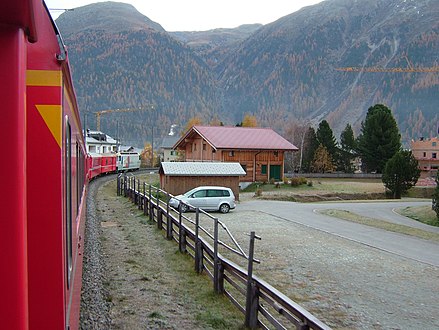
219 203 230 214
179 203 188 213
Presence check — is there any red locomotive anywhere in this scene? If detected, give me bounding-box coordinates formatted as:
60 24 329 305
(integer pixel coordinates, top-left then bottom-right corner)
0 1 87 329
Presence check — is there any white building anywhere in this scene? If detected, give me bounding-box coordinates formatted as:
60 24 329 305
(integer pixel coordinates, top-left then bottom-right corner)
86 130 118 154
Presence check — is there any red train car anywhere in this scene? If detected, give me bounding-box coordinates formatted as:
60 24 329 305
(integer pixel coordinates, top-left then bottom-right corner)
101 153 117 174
0 1 87 329
87 152 117 179
87 153 102 180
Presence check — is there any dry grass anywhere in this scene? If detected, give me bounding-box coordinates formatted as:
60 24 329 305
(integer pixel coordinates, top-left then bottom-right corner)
320 209 439 242
397 205 439 227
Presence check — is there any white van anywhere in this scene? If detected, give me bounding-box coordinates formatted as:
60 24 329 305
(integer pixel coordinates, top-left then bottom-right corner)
169 186 236 213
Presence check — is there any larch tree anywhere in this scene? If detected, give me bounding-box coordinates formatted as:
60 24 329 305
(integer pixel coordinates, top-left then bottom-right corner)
241 114 258 127
182 116 203 135
311 144 335 173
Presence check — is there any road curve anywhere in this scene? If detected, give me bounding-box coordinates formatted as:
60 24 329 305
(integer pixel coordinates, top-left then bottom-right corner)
237 199 439 267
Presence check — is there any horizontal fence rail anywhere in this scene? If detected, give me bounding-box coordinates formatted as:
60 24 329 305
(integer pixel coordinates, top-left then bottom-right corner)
117 174 331 330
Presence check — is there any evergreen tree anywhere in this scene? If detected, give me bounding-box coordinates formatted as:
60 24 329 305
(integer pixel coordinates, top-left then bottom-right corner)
340 123 357 173
432 171 439 220
316 120 338 158
302 127 319 172
357 104 401 173
382 150 420 199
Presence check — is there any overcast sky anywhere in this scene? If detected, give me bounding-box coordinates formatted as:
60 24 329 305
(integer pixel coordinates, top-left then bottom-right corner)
45 0 325 31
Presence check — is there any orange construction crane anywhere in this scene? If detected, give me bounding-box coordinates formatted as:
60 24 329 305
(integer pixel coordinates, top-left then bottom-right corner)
95 106 154 131
336 56 439 73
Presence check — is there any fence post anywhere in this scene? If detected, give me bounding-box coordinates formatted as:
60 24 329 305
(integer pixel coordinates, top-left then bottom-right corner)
179 212 186 253
166 191 173 240
157 208 162 230
143 182 147 214
117 175 120 196
194 208 203 273
213 217 224 293
245 231 261 329
149 184 153 222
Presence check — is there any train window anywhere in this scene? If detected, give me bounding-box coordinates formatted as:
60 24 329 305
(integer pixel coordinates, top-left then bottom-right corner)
65 118 73 288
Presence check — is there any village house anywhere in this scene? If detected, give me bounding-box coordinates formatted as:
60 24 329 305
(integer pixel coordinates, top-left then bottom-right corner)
173 126 298 182
86 130 118 154
160 135 181 162
411 136 439 179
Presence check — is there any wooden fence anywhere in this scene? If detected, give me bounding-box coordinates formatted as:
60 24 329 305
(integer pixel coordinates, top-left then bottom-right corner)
117 174 331 330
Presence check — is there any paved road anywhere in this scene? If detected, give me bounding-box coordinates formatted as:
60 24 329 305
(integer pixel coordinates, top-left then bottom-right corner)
237 199 439 267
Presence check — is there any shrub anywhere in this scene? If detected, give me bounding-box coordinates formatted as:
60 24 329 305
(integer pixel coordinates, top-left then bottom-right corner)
433 172 439 220
290 177 307 187
307 180 313 187
290 177 301 186
299 177 308 185
254 188 263 197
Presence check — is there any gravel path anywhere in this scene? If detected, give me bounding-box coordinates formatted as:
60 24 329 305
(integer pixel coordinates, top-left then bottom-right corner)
219 197 439 329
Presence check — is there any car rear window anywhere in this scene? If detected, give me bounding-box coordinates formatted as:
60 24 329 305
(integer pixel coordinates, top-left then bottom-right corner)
207 189 223 197
206 189 231 197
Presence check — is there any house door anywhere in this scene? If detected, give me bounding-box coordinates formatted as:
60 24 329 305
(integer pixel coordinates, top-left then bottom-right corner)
269 165 281 181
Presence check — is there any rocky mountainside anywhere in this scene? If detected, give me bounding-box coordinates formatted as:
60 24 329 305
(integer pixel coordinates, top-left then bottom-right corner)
56 0 439 147
170 24 262 68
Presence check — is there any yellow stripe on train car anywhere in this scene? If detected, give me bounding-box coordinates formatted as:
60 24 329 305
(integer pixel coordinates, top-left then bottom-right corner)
26 70 61 86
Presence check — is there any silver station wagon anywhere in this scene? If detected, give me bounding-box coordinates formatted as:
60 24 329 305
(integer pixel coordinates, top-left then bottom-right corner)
169 186 236 213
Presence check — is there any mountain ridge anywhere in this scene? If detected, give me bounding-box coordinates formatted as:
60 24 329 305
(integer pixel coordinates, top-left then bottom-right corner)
56 0 439 147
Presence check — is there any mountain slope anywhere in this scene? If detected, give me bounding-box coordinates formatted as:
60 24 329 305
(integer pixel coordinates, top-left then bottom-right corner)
57 2 221 146
218 0 439 141
57 0 439 147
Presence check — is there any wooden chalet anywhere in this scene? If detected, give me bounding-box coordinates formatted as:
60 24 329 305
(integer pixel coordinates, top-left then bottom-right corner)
173 126 298 182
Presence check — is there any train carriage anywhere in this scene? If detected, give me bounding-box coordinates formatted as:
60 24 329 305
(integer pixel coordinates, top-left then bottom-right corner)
0 1 87 329
100 153 117 175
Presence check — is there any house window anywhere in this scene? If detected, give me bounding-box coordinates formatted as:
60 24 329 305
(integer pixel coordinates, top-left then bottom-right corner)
193 143 197 151
261 165 267 174
274 151 279 157
229 151 234 157
203 143 207 151
433 153 437 159
433 142 437 147
423 152 427 157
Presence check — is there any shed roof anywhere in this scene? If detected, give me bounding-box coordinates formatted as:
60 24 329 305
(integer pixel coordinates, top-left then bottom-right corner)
174 126 298 151
160 162 246 176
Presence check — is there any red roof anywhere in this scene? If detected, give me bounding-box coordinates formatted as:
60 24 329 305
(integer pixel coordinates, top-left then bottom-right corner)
177 126 298 151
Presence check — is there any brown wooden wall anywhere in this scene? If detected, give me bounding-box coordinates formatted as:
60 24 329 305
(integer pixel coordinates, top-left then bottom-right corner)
180 136 287 182
160 175 241 200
